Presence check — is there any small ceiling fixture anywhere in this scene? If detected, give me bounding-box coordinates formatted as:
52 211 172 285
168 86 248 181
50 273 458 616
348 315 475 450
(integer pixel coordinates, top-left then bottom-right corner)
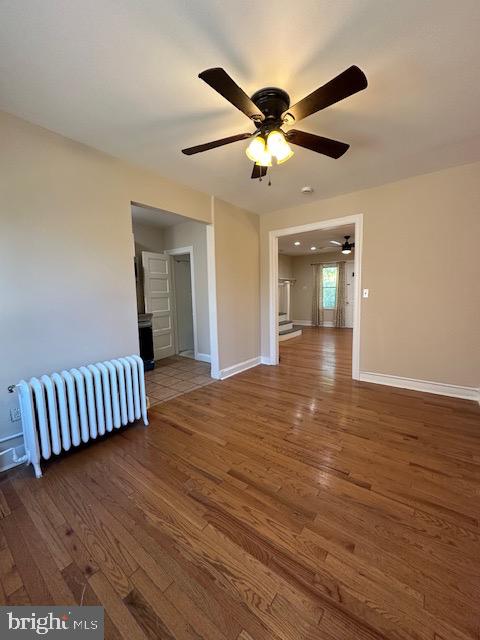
294 241 301 246
330 240 342 246
341 235 355 254
301 186 314 194
310 246 317 251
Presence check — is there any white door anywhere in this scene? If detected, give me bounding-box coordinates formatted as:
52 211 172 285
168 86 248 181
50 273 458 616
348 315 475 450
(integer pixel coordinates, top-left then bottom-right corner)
345 262 355 328
142 251 175 360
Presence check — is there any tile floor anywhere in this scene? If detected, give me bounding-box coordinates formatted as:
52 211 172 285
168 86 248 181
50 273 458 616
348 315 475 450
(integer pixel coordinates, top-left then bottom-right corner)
144 355 213 407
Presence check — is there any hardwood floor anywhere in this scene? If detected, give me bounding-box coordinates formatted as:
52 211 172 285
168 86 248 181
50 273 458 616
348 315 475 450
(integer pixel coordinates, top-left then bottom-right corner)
1 327 479 639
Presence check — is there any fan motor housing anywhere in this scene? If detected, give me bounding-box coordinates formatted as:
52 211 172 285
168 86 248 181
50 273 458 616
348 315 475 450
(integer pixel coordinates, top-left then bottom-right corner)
251 87 290 124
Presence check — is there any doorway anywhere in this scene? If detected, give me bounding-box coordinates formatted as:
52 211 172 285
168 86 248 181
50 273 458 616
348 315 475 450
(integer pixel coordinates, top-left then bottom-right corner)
131 202 219 374
166 247 197 359
267 214 362 379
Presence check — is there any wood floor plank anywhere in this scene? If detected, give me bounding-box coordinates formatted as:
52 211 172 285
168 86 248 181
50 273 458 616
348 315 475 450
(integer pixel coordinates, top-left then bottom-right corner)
89 571 147 640
0 509 53 604
1 328 479 640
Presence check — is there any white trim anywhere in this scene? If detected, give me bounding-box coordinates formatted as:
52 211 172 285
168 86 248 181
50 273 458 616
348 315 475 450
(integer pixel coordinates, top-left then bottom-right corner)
359 371 480 402
165 246 199 361
206 202 220 379
292 320 353 329
196 353 211 363
0 431 22 444
219 357 261 380
261 356 273 365
0 444 25 473
268 214 363 379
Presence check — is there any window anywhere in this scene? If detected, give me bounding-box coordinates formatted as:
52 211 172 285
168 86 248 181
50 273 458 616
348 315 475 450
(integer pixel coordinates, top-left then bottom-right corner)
322 266 337 309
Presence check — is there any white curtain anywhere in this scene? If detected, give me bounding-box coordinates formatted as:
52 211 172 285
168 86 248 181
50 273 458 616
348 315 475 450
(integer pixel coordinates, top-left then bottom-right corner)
312 264 324 326
335 261 346 327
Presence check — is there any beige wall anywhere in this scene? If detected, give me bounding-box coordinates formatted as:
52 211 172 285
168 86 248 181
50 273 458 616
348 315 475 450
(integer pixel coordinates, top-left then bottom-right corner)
290 251 354 323
261 162 480 388
213 199 260 371
0 111 259 452
163 221 210 356
278 254 293 279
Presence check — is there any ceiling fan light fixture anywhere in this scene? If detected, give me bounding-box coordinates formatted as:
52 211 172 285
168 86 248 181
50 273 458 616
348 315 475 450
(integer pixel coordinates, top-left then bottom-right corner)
245 135 266 164
255 147 272 167
266 130 294 164
274 144 294 164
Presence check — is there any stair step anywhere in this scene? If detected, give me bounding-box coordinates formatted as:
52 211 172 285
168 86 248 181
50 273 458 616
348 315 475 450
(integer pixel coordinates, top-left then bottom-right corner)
278 326 303 342
279 324 302 335
278 320 293 332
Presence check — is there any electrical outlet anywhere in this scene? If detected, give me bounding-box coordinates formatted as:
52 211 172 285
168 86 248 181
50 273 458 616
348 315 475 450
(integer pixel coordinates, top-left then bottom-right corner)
10 407 21 422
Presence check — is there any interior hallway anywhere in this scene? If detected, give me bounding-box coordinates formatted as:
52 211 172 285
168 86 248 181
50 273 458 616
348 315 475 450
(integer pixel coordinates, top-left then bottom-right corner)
0 328 479 640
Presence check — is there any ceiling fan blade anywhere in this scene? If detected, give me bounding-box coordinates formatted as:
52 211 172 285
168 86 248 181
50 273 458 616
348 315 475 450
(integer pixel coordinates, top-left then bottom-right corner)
286 129 350 159
182 132 252 155
283 65 367 123
251 164 268 179
199 68 265 122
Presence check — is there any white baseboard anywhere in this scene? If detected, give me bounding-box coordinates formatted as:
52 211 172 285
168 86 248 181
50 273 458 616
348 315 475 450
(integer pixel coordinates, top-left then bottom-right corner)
359 371 480 402
261 356 275 365
196 353 211 363
293 320 335 327
219 356 261 380
292 320 353 328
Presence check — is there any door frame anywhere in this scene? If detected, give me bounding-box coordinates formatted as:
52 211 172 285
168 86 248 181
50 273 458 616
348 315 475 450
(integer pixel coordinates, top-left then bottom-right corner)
344 259 355 329
165 246 199 361
267 213 363 379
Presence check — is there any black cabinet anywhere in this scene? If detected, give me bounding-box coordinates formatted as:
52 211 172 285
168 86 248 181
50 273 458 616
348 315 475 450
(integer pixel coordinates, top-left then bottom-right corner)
138 314 154 371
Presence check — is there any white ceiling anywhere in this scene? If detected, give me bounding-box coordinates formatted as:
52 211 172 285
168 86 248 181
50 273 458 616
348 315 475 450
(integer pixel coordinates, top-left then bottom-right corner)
1 1 480 214
278 224 355 256
131 204 193 228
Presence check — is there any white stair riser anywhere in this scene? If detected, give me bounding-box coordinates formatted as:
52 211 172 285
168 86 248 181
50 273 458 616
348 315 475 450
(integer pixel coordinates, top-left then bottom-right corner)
279 313 288 322
278 322 293 332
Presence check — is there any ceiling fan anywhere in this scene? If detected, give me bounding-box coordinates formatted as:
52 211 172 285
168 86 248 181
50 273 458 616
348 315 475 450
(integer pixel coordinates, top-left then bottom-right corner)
341 235 355 254
182 66 367 179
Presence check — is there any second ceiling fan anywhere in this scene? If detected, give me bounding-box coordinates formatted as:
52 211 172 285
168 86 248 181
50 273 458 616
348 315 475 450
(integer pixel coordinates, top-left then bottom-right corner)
182 65 368 179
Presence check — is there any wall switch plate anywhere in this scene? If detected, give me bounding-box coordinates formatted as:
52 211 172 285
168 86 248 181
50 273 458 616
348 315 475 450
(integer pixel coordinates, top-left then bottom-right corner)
10 407 21 422
362 288 369 298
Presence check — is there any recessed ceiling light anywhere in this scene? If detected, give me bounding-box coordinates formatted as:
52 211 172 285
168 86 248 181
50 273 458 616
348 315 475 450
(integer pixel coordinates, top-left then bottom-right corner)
301 186 314 194
294 241 301 246
330 240 342 245
310 246 317 250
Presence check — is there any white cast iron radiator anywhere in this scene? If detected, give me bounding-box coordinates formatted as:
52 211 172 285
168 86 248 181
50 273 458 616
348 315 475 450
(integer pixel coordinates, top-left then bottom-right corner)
16 355 148 478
